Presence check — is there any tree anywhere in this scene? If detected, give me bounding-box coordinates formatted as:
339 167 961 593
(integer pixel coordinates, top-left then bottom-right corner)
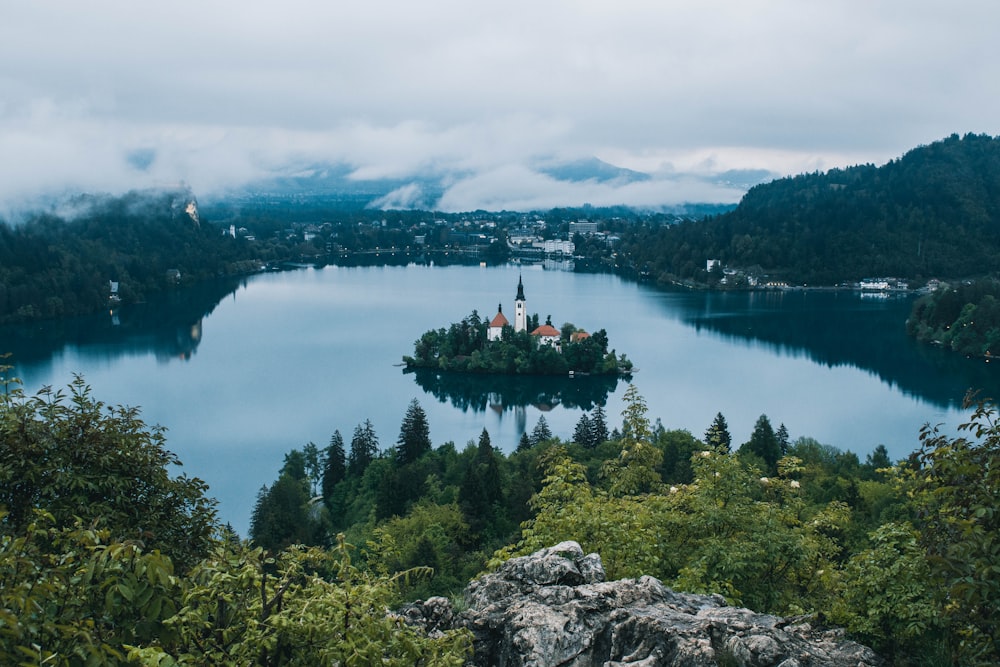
591 404 609 445
530 415 553 446
740 414 782 474
396 398 431 466
0 374 216 572
322 430 347 499
909 398 1000 665
776 423 791 456
574 413 594 448
349 419 380 477
302 441 322 495
704 412 732 451
603 384 661 495
517 431 532 452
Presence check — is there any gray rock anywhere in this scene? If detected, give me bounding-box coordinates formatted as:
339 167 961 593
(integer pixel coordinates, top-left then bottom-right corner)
403 542 882 666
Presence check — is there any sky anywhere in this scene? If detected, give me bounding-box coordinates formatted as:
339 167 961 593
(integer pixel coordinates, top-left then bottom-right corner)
2 1 998 213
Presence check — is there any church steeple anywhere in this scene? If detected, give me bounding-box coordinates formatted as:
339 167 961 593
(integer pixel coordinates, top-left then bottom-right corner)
514 274 527 333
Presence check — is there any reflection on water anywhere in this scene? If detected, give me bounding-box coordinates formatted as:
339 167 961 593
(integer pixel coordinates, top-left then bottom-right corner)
406 367 623 413
667 290 1000 409
2 278 245 375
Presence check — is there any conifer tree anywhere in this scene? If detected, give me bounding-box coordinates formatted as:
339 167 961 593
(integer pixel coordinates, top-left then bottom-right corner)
591 404 609 445
574 413 594 447
704 412 732 451
740 414 781 474
517 431 532 452
530 415 553 446
395 398 431 466
348 419 379 477
322 430 346 499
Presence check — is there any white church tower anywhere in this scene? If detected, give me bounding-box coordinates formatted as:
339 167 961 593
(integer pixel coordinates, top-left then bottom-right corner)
514 274 527 333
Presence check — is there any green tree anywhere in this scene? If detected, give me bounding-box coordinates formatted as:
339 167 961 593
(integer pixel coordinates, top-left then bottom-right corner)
603 384 662 496
590 404 609 445
740 414 782 474
349 419 380 477
396 398 431 466
322 430 347 499
573 412 594 448
0 374 216 572
530 415 553 446
909 398 1000 665
704 412 732 451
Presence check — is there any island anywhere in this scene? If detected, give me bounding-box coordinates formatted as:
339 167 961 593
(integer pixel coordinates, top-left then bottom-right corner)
402 275 633 376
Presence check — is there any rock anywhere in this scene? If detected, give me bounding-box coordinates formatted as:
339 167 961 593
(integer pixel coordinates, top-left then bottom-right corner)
403 542 882 666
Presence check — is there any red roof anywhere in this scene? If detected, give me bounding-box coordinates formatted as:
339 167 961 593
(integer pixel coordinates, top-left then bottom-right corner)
570 331 590 342
490 311 509 327
531 324 560 338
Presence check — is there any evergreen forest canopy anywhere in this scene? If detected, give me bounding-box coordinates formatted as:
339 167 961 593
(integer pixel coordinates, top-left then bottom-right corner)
614 133 1000 286
4 359 1000 665
0 188 261 323
402 310 633 375
907 278 1000 357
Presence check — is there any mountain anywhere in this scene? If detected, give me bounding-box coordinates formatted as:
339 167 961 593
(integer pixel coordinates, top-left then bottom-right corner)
617 133 1000 285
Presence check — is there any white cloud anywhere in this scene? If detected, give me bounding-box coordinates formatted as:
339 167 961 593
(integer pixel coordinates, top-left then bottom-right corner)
1 0 998 211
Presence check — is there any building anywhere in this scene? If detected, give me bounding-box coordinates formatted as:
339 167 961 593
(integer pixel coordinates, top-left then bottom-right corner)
531 323 561 350
487 304 509 342
514 275 527 333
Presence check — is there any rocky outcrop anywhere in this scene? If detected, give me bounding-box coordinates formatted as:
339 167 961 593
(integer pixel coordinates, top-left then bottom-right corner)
402 541 882 667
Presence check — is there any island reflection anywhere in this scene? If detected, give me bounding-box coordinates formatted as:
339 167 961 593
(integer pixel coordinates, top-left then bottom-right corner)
405 367 626 413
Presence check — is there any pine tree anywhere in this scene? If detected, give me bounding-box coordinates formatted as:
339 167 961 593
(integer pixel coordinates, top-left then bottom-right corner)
322 431 346 499
705 412 732 451
574 413 594 447
517 431 532 452
530 415 553 446
741 414 781 474
591 404 609 445
776 423 790 456
348 419 379 477
395 398 431 466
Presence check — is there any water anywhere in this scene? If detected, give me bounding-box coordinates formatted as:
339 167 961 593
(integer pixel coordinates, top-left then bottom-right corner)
3 263 996 534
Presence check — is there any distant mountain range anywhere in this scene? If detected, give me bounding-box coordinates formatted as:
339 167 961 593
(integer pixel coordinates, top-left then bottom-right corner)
207 156 769 215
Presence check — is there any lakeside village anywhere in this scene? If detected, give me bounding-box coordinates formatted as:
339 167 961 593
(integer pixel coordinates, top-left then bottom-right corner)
402 276 633 376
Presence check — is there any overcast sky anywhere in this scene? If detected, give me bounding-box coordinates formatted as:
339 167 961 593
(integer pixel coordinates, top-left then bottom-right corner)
2 1 998 212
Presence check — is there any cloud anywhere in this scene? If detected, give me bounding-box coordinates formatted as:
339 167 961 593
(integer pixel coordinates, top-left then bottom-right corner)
1 1 998 212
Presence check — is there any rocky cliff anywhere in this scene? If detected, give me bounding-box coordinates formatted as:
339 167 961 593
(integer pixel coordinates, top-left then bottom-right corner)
401 541 882 667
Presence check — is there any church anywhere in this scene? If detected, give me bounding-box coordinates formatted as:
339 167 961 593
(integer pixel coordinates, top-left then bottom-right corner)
487 276 565 349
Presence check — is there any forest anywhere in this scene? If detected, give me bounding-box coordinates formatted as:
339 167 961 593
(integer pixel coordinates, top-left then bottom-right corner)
4 355 997 665
613 133 1000 286
0 189 261 323
907 279 1000 357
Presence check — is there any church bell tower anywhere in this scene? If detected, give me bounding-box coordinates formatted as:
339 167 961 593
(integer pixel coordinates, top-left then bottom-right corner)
514 274 526 333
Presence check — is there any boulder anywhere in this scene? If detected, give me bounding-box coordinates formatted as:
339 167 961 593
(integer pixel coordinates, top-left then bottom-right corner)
403 541 882 667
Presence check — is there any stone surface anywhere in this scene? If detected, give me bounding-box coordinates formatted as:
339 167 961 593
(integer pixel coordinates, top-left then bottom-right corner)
402 542 882 667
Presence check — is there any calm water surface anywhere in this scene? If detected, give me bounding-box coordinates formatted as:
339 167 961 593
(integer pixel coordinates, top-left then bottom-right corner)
4 263 996 534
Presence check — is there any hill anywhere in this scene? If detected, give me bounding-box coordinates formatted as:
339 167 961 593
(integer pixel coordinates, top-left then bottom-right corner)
0 188 259 323
617 133 1000 285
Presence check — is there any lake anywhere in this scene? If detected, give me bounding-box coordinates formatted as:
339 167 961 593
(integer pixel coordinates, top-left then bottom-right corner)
3 262 996 534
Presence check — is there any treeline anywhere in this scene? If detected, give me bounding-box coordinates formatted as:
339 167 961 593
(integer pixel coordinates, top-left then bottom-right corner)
614 133 1000 285
4 373 1000 663
0 189 261 323
907 279 1000 357
403 310 631 375
250 386 1000 665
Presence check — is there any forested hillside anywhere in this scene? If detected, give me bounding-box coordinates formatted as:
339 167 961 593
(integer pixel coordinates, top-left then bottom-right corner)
0 189 259 323
617 133 1000 285
4 365 1000 664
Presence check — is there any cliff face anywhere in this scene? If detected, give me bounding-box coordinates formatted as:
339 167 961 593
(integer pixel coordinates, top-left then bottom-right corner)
402 541 882 667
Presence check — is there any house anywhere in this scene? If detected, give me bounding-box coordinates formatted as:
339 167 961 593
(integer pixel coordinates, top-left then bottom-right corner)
487 304 509 342
531 323 561 350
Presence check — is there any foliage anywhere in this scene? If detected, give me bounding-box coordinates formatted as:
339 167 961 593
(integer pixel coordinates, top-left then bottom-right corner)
908 396 1000 665
403 311 630 376
396 399 432 466
131 536 471 666
612 133 1000 286
0 189 260 323
907 279 1000 357
704 412 732 451
0 373 217 573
